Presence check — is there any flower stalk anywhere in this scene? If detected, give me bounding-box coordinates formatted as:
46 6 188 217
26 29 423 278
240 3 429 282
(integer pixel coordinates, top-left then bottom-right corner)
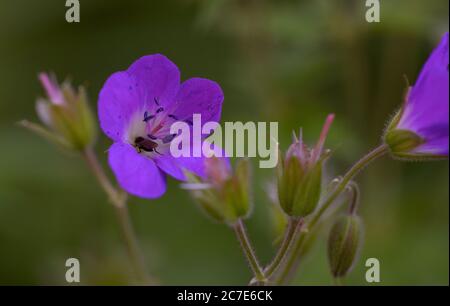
264 217 303 280
82 147 154 285
232 219 267 284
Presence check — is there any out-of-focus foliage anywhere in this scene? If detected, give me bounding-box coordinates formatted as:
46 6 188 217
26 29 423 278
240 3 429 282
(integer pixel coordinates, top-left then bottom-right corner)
0 0 448 285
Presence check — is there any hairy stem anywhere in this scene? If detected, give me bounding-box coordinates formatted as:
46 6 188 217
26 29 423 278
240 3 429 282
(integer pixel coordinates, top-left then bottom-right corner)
82 148 154 284
233 219 266 283
264 217 303 280
273 144 389 284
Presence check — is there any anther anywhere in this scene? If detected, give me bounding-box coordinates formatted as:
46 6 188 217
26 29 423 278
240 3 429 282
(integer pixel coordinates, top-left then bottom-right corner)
143 111 155 122
162 134 177 144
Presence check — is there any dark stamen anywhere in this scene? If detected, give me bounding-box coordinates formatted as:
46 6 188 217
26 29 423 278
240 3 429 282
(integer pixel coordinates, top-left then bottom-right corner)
168 114 178 120
156 107 164 113
162 134 177 144
147 134 158 140
154 97 160 106
143 111 155 122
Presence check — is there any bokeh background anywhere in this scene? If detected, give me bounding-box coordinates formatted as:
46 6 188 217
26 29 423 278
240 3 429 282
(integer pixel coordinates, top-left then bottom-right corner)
0 0 448 285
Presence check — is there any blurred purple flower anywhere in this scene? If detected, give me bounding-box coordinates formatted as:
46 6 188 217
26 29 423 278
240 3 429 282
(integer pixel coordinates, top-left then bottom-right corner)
386 33 449 158
98 54 224 198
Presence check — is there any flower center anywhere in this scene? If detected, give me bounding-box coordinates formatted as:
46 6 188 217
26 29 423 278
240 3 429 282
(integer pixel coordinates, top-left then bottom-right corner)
126 98 183 158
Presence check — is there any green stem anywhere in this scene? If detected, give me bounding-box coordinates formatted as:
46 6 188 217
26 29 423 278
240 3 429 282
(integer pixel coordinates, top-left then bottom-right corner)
233 219 266 283
83 148 118 203
273 144 389 284
82 148 154 285
113 198 153 284
264 217 303 279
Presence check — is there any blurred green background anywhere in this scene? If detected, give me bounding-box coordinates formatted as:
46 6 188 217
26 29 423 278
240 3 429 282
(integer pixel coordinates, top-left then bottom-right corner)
0 0 448 285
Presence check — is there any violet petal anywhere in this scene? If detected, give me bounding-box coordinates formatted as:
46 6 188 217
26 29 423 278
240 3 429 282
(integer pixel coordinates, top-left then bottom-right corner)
98 72 143 141
127 54 180 109
172 78 224 123
108 142 167 199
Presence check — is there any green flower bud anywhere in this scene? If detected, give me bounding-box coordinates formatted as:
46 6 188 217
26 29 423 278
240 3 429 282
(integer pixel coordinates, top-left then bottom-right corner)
291 161 322 217
183 157 252 226
327 215 363 279
277 150 303 215
21 73 97 151
277 115 334 217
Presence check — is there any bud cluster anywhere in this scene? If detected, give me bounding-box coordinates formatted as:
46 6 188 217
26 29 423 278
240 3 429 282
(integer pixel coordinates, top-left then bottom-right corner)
21 73 97 151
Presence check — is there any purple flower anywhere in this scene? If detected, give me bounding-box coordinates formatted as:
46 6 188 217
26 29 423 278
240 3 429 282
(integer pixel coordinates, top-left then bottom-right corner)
98 54 224 198
385 33 449 159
